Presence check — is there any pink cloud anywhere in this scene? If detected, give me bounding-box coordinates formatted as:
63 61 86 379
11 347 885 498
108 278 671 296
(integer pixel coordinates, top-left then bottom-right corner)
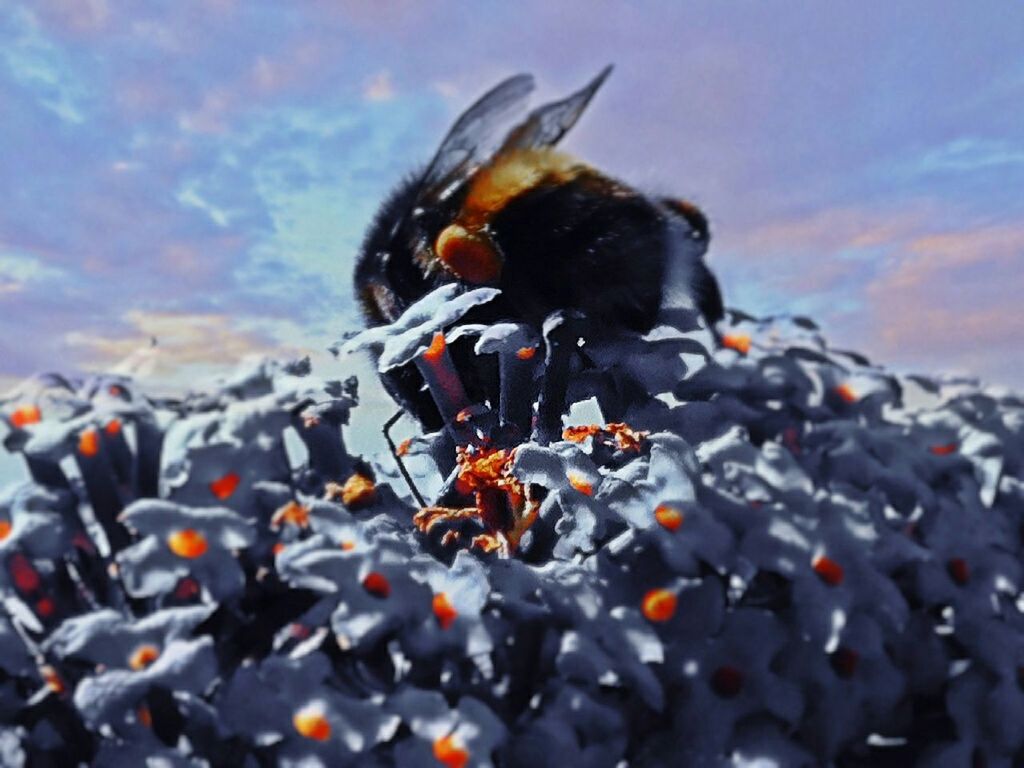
33 0 111 36
856 222 1024 382
250 42 328 94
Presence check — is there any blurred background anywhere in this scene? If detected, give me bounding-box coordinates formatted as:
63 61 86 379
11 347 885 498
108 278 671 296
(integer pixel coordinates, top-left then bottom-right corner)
1 0 1021 397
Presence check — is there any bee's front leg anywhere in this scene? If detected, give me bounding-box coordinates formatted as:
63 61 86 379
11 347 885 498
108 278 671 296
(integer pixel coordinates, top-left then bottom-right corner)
533 311 585 445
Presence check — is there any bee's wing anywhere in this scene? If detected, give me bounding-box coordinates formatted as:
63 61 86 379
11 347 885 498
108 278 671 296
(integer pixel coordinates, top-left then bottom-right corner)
500 64 613 152
417 73 536 200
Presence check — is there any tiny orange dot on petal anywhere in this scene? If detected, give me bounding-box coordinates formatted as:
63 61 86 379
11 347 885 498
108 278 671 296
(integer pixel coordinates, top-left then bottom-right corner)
433 592 459 629
363 571 391 598
167 529 208 559
78 428 100 457
341 473 376 510
210 472 241 500
423 331 447 363
654 504 684 531
812 555 844 586
11 404 42 428
568 472 593 496
835 383 858 404
722 334 751 355
293 705 331 741
433 734 469 768
642 588 677 623
129 644 160 670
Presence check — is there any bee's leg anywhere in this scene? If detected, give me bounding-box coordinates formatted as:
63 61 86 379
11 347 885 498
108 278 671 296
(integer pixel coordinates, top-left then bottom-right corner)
382 410 427 508
534 312 583 445
692 260 725 341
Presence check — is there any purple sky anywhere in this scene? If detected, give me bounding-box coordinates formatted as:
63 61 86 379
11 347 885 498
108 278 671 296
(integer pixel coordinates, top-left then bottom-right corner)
1 0 1023 392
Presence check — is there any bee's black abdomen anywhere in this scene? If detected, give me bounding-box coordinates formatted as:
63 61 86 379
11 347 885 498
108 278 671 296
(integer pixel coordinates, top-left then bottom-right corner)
489 178 670 333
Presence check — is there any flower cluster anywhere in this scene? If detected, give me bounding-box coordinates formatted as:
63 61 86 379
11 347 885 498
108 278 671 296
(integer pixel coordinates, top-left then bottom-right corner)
0 294 1022 766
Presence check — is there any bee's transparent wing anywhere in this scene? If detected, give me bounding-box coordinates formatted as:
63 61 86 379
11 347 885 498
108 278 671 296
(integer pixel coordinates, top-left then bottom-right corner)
417 73 535 200
500 65 613 152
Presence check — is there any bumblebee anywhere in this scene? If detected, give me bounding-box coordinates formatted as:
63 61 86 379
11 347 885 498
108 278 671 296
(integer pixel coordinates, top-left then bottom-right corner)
355 66 723 432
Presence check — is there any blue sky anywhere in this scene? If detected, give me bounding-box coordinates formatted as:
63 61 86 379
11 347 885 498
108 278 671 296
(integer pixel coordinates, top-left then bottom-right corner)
1 0 1023 393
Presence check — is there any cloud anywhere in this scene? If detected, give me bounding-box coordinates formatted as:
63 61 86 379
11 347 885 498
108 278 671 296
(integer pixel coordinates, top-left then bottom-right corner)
32 0 110 35
64 309 303 386
0 5 90 123
855 222 1024 383
0 251 65 285
911 138 1024 175
363 70 394 102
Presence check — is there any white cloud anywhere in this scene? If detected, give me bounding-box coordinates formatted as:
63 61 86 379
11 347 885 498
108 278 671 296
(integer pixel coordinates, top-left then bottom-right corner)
0 6 90 124
914 138 1024 174
0 251 65 293
176 185 231 227
363 70 394 102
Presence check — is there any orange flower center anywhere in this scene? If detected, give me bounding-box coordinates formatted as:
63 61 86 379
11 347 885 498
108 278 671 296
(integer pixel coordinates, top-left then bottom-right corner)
362 571 391 598
78 428 100 457
41 664 64 694
568 472 593 496
515 345 536 360
642 588 678 623
835 383 858 404
10 404 41 428
562 423 645 451
341 473 377 510
433 734 470 768
812 555 844 586
654 504 684 531
104 419 122 436
423 331 447 363
293 704 331 741
433 592 459 630
209 472 241 500
167 528 208 559
129 644 160 670
271 500 310 529
0 519 11 541
722 334 751 355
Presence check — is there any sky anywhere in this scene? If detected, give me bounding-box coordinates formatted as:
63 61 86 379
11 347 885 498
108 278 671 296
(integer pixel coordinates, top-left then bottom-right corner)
1 0 1023 402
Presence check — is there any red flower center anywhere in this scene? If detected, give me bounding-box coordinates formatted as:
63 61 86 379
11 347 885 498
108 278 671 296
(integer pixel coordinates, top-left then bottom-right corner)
710 665 744 698
362 571 391 598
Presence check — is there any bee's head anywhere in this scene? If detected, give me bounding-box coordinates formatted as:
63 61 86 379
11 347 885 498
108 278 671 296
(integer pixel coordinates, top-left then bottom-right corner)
660 198 710 249
354 173 430 326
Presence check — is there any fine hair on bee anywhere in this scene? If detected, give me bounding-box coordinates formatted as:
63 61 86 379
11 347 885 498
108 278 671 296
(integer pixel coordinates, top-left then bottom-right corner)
355 65 724 434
